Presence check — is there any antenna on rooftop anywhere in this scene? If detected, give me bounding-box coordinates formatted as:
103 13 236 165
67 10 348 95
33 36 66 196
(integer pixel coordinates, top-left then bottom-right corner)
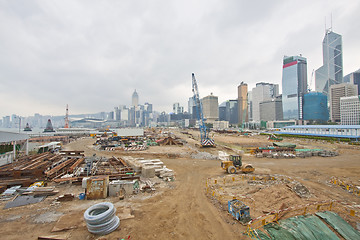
330 12 333 31
325 16 327 33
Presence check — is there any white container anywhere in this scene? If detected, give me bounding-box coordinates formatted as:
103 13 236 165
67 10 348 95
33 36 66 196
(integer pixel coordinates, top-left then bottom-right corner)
82 177 90 189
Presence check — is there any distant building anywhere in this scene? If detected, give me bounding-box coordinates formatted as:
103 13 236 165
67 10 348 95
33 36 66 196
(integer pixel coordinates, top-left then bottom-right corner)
218 102 227 121
278 125 360 141
248 91 253 121
132 89 139 108
343 69 360 95
188 97 195 115
218 100 238 125
340 96 360 125
315 30 343 96
227 100 238 125
282 55 308 120
173 103 184 114
2 116 10 128
202 93 218 123
259 96 283 121
329 83 358 122
303 92 329 122
213 121 229 130
238 82 248 126
252 82 279 122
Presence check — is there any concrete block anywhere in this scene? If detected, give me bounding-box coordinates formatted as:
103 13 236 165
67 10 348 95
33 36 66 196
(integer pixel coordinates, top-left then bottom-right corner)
142 167 156 178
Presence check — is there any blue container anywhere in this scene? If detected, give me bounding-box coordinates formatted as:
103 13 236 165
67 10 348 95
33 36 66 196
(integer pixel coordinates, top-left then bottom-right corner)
79 193 85 200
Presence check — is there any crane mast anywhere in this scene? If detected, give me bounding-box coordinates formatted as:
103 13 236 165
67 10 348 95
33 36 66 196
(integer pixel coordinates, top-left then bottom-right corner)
192 73 215 147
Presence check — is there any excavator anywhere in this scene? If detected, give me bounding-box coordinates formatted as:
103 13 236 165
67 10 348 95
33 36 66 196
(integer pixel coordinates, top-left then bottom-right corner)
221 155 254 174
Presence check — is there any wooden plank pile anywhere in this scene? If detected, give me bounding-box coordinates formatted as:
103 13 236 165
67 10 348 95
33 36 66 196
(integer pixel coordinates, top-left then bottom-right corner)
157 137 183 146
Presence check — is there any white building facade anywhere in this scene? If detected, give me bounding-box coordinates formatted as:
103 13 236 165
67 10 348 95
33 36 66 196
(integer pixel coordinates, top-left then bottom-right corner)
340 96 360 125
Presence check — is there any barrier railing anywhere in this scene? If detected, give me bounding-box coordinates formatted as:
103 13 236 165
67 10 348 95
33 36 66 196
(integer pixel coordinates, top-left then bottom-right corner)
330 177 360 197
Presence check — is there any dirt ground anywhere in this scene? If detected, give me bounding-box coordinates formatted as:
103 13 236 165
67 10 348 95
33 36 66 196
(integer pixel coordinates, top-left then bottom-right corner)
0 131 359 239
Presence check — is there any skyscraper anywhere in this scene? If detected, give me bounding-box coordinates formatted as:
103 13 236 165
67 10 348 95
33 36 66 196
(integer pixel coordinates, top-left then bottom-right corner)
237 82 248 126
188 97 195 115
251 82 279 122
202 93 219 122
344 69 360 95
282 55 308 120
315 29 343 96
132 89 139 108
329 83 358 122
303 92 329 122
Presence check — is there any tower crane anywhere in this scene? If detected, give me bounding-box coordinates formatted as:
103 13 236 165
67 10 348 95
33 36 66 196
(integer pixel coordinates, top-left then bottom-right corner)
308 69 315 92
192 73 215 147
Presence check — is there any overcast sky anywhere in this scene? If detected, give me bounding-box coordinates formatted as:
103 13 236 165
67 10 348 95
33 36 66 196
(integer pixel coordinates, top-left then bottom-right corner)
1 0 359 117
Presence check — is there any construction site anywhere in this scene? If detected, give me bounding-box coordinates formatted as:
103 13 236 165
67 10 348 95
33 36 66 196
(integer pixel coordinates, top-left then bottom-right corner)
0 127 359 240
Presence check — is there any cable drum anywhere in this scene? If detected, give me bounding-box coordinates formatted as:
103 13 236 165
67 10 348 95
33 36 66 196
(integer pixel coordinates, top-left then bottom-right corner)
84 202 120 235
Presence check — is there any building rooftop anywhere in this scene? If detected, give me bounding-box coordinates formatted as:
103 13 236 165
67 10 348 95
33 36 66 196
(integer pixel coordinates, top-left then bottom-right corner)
283 125 360 129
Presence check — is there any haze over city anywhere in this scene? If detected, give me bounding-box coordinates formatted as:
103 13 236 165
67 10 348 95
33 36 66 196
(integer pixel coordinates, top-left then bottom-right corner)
1 0 360 117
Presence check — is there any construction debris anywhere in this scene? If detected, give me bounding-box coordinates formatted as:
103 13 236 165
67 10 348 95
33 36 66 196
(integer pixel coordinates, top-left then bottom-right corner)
55 194 74 202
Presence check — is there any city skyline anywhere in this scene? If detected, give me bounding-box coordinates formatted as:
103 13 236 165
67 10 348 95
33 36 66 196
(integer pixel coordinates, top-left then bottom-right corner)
1 1 360 117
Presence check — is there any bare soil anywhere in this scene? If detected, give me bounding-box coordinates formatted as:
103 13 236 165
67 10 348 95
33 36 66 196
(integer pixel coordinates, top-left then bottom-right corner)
0 131 359 239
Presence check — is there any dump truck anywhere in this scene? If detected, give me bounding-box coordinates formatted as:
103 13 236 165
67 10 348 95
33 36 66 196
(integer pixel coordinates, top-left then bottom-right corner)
221 155 255 174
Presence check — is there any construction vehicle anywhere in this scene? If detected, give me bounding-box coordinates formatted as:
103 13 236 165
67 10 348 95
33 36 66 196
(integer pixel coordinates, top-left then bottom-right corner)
228 199 251 223
191 73 215 147
268 134 283 142
221 155 255 174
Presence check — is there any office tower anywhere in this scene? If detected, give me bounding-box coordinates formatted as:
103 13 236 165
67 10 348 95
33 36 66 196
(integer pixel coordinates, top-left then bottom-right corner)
202 93 219 122
227 100 238 125
259 96 283 121
114 107 121 121
344 69 360 95
2 116 10 128
173 103 184 114
329 83 358 122
218 100 238 124
132 89 139 108
282 55 308 120
248 91 253 121
188 97 195 115
218 102 227 121
315 30 343 96
252 82 279 122
303 92 329 122
144 102 153 113
238 82 248 125
340 96 360 125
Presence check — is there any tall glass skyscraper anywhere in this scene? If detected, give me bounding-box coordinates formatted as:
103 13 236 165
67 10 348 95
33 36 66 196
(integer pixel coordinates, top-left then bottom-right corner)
282 55 308 120
315 29 343 96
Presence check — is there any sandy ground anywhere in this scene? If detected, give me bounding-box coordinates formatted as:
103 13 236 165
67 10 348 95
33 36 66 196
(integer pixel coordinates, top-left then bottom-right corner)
0 131 359 239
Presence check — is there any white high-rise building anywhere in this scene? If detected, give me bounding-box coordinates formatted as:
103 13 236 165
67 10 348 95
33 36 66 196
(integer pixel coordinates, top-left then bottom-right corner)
340 96 360 125
330 83 358 122
252 82 279 122
188 97 195 115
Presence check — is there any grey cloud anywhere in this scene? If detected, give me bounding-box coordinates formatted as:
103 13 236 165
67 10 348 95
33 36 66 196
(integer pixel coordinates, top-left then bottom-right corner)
0 0 359 117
